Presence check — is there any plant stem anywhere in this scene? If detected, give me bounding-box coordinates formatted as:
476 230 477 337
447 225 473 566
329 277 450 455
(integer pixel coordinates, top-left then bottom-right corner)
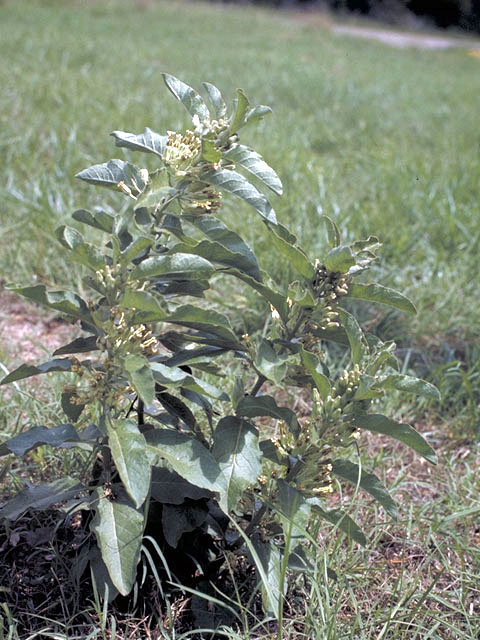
250 374 266 397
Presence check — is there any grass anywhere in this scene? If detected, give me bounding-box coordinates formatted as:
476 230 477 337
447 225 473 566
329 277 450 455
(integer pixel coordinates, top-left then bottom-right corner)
0 0 480 637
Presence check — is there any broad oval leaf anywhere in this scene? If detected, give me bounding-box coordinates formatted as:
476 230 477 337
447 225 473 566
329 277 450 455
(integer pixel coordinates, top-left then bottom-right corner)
111 128 168 157
338 308 368 365
308 498 367 546
299 347 332 400
224 144 283 196
107 418 151 508
353 414 437 464
267 226 314 280
131 253 214 281
119 290 167 322
236 395 300 436
375 374 440 401
0 358 72 386
201 168 276 224
255 340 290 385
276 479 311 541
212 416 262 513
9 284 91 322
123 354 155 406
72 208 115 233
162 502 208 549
163 73 210 121
151 461 212 504
166 305 241 347
323 245 356 273
90 487 144 596
331 459 398 520
54 335 98 356
76 159 146 194
0 424 80 457
56 225 104 271
145 429 227 494
203 82 227 119
0 477 85 521
346 283 417 315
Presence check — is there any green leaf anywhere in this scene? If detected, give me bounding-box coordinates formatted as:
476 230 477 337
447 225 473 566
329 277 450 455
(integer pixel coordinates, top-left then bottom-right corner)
331 459 398 520
166 305 241 347
145 429 227 494
119 236 153 266
223 269 289 323
352 414 437 464
323 245 356 273
320 215 341 248
150 362 228 400
72 208 115 233
135 175 177 209
0 424 80 457
224 144 283 196
299 347 332 400
212 416 262 513
338 308 368 365
308 500 367 546
111 128 168 157
244 105 272 125
0 358 72 385
56 225 104 271
156 391 197 430
276 479 311 541
76 159 146 194
151 461 212 504
131 253 214 281
90 487 144 596
119 290 167 323
251 538 284 618
203 82 227 119
184 214 261 281
375 374 440 401
61 392 85 423
89 546 119 602
201 168 276 224
255 340 289 384
267 226 314 279
346 283 417 315
162 503 208 548
230 88 250 133
54 336 98 355
201 137 222 163
0 477 85 520
236 395 300 436
10 284 91 322
163 73 210 121
123 354 155 406
107 418 151 508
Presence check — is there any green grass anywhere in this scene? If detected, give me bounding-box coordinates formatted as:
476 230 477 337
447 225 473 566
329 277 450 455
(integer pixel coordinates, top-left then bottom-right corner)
1 0 480 637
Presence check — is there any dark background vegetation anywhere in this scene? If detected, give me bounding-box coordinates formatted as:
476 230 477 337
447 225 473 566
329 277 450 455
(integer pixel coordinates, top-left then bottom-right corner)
212 0 480 32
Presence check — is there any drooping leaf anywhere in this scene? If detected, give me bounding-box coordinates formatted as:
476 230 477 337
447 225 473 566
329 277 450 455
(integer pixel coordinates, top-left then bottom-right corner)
111 128 168 157
276 479 311 541
123 354 155 406
166 305 241 347
201 168 276 224
163 73 210 121
224 144 283 195
54 336 98 356
212 416 262 513
56 225 105 271
150 461 212 504
346 283 417 315
308 499 367 546
0 424 80 457
236 395 299 436
183 214 262 281
131 253 214 281
150 362 228 400
119 236 153 266
156 391 197 430
72 208 115 233
61 391 85 423
338 308 368 365
299 347 332 400
90 487 144 596
162 502 208 548
374 374 440 401
331 459 398 520
0 477 85 520
107 419 151 508
203 82 227 119
255 340 289 384
244 105 272 125
323 245 356 273
145 429 227 494
0 358 72 386
9 284 91 322
352 414 437 464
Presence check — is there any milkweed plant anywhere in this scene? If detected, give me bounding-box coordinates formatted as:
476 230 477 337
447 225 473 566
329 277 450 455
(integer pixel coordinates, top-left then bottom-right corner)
0 75 439 620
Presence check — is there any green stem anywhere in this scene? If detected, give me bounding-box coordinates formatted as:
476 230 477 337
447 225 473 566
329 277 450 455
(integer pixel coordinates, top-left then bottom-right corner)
250 374 266 397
